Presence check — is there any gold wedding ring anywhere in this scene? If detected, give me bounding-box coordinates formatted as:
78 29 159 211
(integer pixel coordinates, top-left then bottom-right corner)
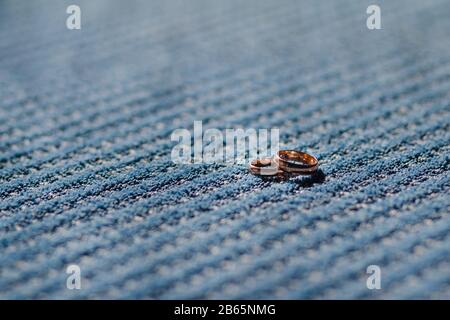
274 150 318 174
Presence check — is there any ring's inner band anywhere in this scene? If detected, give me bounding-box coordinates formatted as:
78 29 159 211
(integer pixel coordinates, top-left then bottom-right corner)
250 158 282 176
252 158 273 168
277 150 317 168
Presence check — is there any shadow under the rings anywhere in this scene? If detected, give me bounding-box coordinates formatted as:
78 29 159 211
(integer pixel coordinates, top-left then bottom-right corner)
259 169 326 187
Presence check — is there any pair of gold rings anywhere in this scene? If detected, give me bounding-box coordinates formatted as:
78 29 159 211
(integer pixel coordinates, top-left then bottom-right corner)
249 150 319 177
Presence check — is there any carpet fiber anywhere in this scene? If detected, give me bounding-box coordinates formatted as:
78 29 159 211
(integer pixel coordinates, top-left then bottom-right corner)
0 0 449 299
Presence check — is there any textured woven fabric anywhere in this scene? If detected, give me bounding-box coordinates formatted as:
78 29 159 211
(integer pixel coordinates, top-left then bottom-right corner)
0 0 449 299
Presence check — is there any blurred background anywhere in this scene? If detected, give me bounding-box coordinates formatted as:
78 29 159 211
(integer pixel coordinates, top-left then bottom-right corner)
0 0 449 299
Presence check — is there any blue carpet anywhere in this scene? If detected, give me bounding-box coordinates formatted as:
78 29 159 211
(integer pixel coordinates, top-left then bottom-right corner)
0 0 449 299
